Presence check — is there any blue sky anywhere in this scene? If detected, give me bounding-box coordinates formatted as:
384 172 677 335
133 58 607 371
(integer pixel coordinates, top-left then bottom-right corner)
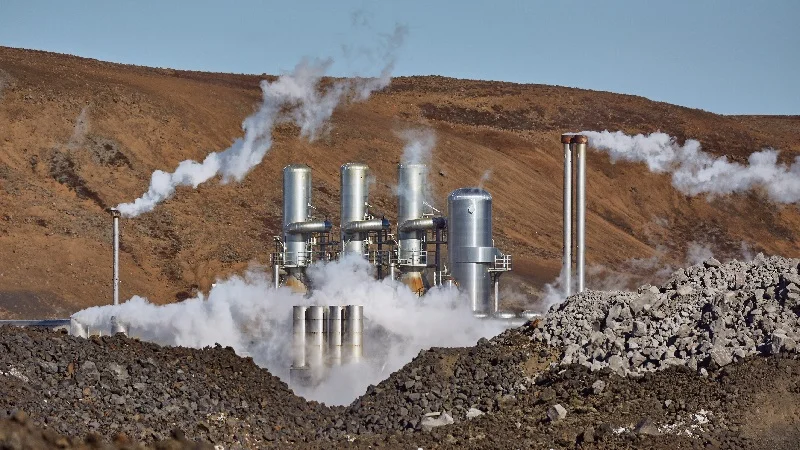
0 0 797 115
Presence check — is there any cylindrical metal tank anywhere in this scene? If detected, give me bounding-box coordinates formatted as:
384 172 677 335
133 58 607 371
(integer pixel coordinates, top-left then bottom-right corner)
447 188 496 316
397 163 427 267
327 306 344 367
340 163 370 255
305 306 325 369
283 164 312 267
292 306 307 368
343 305 363 364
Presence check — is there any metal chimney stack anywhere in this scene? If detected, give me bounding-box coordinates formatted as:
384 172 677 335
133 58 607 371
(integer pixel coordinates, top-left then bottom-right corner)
562 134 588 295
396 163 446 294
340 163 389 257
276 164 332 292
110 208 121 306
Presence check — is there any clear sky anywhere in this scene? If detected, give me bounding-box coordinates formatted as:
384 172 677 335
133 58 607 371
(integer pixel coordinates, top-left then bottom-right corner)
0 0 797 115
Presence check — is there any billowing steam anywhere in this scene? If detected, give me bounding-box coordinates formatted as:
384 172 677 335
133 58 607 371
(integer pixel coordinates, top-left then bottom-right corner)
72 254 502 405
582 130 800 204
116 26 407 218
398 128 436 165
396 127 438 208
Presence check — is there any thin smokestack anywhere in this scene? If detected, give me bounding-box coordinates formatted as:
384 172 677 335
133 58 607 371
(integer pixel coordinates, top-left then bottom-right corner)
573 135 588 293
110 208 121 305
561 134 573 297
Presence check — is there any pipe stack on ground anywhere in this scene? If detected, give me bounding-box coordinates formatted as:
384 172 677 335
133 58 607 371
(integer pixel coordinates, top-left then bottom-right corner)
290 304 364 387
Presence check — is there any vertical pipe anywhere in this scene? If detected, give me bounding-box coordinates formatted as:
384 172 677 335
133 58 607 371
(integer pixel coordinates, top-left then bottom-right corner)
376 230 383 279
273 264 280 289
561 135 573 297
292 306 307 368
435 227 442 286
574 135 588 293
344 305 363 364
110 209 120 306
494 276 499 313
327 306 343 367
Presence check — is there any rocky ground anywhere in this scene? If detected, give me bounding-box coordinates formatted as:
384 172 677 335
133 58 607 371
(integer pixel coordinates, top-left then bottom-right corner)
3 256 800 449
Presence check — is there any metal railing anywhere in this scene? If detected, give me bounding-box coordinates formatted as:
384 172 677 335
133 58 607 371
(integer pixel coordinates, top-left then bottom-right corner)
489 254 512 272
394 250 428 267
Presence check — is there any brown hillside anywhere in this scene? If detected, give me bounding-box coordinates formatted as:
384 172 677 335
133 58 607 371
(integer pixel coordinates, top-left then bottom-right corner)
0 46 798 318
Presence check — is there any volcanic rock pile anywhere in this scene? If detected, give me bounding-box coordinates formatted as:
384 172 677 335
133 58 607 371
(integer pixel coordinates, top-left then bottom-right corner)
533 255 800 376
337 330 556 435
0 328 333 447
4 255 800 449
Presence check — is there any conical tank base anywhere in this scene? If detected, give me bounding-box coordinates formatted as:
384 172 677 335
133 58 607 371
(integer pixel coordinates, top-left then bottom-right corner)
401 271 427 296
285 273 308 294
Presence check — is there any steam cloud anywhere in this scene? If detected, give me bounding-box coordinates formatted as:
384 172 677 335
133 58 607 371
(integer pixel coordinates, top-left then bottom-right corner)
582 130 800 204
116 26 407 218
72 254 502 405
396 127 439 209
478 169 493 189
398 128 436 166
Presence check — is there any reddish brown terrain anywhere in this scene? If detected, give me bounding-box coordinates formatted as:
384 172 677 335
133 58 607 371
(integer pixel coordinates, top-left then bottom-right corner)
0 46 798 318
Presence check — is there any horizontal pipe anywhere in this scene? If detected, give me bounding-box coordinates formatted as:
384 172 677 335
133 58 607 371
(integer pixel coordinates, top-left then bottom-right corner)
0 319 71 328
398 217 447 232
342 218 390 234
285 220 332 234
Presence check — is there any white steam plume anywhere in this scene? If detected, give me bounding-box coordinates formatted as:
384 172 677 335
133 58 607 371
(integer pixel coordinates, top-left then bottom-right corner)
116 26 407 218
582 130 800 204
72 254 502 405
477 168 493 189
396 127 438 208
398 128 436 165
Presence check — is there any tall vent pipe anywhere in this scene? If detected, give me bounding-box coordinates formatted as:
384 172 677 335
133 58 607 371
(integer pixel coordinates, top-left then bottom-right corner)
110 208 121 306
561 134 587 295
574 135 587 293
278 164 332 292
340 163 389 256
561 135 572 297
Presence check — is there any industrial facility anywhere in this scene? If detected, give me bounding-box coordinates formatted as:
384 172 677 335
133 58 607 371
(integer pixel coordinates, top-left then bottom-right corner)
270 161 513 311
3 134 593 389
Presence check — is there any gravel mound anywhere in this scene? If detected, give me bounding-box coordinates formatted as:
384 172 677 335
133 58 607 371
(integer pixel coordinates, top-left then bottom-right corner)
0 327 332 447
534 255 800 376
0 409 212 449
337 330 557 435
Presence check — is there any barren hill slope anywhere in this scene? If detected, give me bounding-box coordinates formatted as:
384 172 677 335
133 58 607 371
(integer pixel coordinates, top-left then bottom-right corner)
0 46 798 317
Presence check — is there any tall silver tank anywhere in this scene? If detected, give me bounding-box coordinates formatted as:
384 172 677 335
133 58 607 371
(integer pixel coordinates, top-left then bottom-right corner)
397 163 427 267
340 163 376 255
283 164 312 266
447 188 497 316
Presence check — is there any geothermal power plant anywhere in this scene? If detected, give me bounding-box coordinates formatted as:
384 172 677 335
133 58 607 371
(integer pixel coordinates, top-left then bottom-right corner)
0 136 592 389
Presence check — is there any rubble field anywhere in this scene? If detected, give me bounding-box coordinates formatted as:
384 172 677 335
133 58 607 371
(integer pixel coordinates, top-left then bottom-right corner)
3 255 800 449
